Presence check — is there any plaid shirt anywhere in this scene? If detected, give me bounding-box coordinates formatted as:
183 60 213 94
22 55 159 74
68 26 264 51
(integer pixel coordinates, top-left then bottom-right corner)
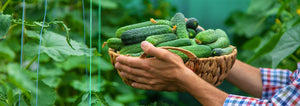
224 62 300 106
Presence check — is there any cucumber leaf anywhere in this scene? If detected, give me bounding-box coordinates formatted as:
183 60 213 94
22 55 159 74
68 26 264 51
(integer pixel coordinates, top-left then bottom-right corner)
271 24 300 68
55 56 113 73
0 14 11 39
26 30 40 39
0 41 15 61
71 76 102 92
242 36 261 50
7 63 36 92
24 30 94 62
76 93 109 106
247 33 282 63
30 81 56 106
247 0 279 17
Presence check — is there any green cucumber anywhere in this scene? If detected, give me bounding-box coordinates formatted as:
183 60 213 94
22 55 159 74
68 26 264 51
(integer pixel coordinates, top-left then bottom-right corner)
170 45 211 62
187 28 196 38
190 39 197 45
121 25 173 45
119 43 143 54
195 27 203 34
128 52 144 57
171 13 189 39
146 33 177 46
215 29 228 38
115 19 172 38
195 29 230 49
211 46 233 56
206 29 230 49
156 20 172 26
207 37 230 49
186 18 199 30
106 38 125 50
195 29 218 44
156 38 191 47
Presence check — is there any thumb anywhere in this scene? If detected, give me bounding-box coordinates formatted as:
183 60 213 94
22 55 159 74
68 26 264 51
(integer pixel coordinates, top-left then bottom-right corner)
141 41 169 60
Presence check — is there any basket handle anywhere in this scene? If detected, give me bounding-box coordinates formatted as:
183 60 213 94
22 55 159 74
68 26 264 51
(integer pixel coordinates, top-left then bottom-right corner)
140 46 198 60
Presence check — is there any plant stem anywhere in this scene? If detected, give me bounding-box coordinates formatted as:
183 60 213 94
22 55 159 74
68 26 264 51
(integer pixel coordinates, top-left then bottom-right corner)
11 20 74 49
25 55 38 70
1 0 11 11
291 54 300 62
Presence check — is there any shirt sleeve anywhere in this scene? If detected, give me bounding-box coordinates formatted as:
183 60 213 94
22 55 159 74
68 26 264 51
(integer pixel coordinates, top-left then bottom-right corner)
260 68 292 99
223 62 300 106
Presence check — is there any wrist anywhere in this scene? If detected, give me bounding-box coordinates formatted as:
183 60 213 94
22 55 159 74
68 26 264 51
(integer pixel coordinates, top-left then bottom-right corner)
176 67 229 105
175 67 199 90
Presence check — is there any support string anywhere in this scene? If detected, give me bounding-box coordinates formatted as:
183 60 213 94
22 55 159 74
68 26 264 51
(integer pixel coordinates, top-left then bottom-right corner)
82 0 90 105
35 0 47 105
89 0 93 105
19 0 25 105
98 0 101 96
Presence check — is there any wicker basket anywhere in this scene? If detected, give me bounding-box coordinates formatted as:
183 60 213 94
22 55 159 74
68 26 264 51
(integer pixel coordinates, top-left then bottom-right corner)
109 45 237 87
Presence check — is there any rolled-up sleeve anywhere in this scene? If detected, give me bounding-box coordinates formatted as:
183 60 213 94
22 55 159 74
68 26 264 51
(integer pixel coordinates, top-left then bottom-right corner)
260 68 292 99
223 62 300 106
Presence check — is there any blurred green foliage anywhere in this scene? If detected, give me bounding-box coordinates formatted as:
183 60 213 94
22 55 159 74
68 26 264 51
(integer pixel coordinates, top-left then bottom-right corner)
0 0 178 105
1 0 299 105
226 0 300 70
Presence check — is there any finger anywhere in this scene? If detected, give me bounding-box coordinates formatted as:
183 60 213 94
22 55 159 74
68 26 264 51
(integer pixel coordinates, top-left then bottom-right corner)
164 85 179 92
115 62 153 78
116 55 149 69
141 41 171 60
131 82 154 90
120 72 150 84
131 82 177 91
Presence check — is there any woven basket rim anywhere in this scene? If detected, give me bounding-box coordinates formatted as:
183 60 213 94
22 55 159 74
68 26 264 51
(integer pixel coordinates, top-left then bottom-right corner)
108 45 237 60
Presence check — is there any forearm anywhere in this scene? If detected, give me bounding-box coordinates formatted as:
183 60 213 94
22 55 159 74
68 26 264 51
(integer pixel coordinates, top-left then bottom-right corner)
225 60 262 98
178 68 228 106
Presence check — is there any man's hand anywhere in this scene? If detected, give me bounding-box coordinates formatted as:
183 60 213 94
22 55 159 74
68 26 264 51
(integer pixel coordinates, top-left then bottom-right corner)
115 41 190 91
115 41 230 105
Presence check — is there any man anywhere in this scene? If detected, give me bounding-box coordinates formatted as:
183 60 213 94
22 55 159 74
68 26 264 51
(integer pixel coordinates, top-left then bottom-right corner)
115 41 300 106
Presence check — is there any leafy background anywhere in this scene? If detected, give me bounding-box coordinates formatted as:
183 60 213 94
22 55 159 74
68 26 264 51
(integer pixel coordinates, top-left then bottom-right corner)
0 0 299 105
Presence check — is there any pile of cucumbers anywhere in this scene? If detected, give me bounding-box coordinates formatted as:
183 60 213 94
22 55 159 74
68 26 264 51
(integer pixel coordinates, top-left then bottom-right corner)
106 12 233 62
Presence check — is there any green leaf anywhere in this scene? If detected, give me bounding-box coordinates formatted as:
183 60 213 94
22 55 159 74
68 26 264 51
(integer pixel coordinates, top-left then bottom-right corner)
271 24 300 68
26 30 40 39
71 76 106 92
7 87 13 106
247 0 278 16
0 14 11 38
42 77 62 88
7 63 35 92
227 13 265 38
76 93 108 106
161 92 178 102
0 74 6 83
39 66 64 77
24 30 93 62
277 57 298 71
247 33 282 63
102 26 118 38
18 95 28 106
56 56 113 72
30 81 56 106
39 64 63 88
104 94 124 106
0 41 15 61
242 36 261 50
116 93 136 103
0 101 7 106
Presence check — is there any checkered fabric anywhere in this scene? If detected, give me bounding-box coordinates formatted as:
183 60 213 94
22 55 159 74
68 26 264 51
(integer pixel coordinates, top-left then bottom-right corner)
224 62 300 106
